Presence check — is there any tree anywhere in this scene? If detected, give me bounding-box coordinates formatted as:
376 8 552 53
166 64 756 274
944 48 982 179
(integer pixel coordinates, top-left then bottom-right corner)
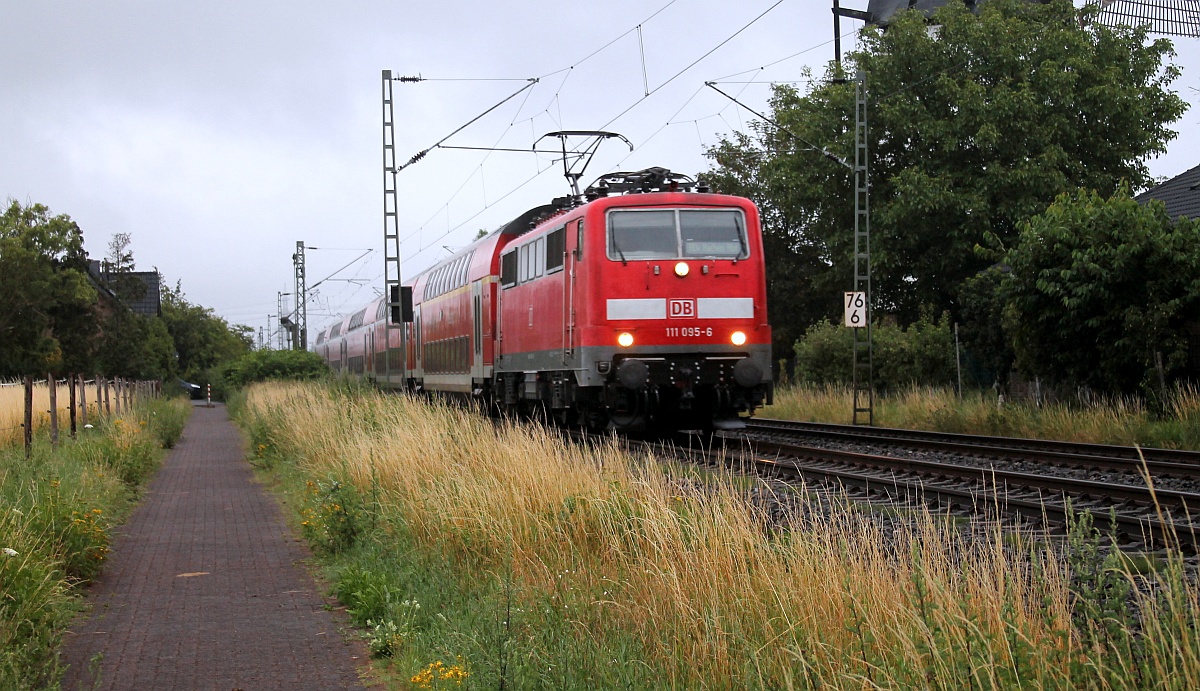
106 232 135 273
706 0 1186 333
700 148 842 363
102 232 148 304
160 280 253 384
1003 186 1200 395
956 265 1014 386
94 306 177 380
0 200 97 376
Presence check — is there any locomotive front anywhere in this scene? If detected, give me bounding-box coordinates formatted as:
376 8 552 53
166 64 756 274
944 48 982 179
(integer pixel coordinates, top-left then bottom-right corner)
574 176 772 430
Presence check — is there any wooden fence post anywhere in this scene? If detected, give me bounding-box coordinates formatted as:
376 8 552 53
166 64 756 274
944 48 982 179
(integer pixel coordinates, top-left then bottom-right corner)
114 378 121 416
48 374 59 448
69 374 78 438
80 376 89 428
23 375 33 459
96 378 103 418
104 378 111 415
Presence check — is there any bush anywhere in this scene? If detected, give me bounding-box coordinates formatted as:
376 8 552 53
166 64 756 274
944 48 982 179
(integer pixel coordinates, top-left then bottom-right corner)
794 314 957 392
214 349 328 396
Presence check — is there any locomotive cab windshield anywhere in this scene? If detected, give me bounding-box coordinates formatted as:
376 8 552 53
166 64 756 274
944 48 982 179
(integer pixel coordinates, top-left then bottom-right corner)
606 209 749 261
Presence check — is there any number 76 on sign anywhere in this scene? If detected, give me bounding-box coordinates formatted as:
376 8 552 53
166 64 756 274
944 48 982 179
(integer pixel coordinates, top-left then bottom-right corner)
844 292 867 328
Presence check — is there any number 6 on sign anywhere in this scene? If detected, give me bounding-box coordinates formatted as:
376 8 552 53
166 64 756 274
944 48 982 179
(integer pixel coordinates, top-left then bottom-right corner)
844 291 867 328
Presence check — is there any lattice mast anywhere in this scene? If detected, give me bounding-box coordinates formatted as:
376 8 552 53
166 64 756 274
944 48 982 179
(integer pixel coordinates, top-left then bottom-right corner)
382 70 404 375
851 70 874 426
293 241 307 350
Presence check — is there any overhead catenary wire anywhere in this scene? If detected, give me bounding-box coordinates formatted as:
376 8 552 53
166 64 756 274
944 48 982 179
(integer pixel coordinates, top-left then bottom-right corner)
704 82 851 168
596 0 787 133
396 0 791 273
307 250 375 292
395 79 540 173
393 0 727 250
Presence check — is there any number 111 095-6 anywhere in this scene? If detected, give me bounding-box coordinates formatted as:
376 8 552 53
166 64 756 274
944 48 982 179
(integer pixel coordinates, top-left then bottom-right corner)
666 326 713 338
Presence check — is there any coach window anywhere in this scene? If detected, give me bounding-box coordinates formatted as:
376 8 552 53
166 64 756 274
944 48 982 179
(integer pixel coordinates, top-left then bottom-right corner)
501 251 517 287
519 244 529 283
547 226 565 272
458 253 472 287
534 237 545 278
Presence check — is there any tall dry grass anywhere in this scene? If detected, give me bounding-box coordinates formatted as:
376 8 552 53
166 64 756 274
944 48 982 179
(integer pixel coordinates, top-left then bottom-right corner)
242 382 1200 687
0 379 107 447
765 383 1200 448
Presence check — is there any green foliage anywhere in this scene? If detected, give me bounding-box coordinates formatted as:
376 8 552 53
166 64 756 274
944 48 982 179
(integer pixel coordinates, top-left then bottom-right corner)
0 200 97 377
301 477 362 554
2 199 245 382
956 266 1013 386
793 315 957 391
1003 186 1200 395
144 396 191 449
217 349 328 391
94 307 177 380
160 280 253 386
335 564 425 657
706 0 1186 335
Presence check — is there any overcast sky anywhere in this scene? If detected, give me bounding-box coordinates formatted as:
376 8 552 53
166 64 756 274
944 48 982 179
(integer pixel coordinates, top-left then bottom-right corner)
3 0 1196 345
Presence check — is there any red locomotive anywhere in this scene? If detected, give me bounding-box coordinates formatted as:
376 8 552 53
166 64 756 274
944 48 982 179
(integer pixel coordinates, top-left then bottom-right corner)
314 167 772 431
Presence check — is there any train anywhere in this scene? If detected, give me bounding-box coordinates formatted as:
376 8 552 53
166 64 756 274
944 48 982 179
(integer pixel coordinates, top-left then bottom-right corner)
314 167 772 432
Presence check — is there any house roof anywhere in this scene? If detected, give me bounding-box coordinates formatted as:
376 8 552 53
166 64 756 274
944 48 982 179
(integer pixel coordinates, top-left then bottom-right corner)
1136 163 1200 222
87 261 161 317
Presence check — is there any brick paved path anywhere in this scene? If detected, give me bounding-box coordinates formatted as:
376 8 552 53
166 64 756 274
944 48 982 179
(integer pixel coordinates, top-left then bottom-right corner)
61 404 366 691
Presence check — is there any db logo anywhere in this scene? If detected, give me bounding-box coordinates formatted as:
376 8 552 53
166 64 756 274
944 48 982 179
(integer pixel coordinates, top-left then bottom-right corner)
668 298 696 319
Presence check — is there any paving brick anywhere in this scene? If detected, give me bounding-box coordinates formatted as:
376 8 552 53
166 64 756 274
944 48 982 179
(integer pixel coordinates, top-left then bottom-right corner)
60 404 367 690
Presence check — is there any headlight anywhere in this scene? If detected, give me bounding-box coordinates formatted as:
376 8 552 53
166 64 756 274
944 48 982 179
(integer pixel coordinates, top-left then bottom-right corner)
674 261 690 277
731 331 747 346
617 332 634 347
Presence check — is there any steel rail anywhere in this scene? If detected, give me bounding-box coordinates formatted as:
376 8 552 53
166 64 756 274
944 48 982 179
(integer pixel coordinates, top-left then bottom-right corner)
746 418 1200 478
628 433 1199 551
735 436 1200 551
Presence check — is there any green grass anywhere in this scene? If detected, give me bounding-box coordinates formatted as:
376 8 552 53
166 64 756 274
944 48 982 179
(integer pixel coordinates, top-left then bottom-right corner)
0 395 190 689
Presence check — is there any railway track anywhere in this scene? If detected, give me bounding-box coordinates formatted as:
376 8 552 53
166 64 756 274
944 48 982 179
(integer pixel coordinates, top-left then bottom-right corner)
746 418 1200 479
713 419 1200 551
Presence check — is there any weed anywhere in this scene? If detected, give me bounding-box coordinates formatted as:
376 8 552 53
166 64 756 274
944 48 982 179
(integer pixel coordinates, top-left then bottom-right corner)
300 477 362 553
